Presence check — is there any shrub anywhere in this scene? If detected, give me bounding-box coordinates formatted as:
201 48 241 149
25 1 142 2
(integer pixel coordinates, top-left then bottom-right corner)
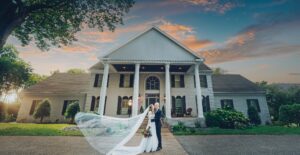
65 101 80 124
279 104 300 126
247 106 261 125
205 108 249 129
172 121 186 132
34 99 51 123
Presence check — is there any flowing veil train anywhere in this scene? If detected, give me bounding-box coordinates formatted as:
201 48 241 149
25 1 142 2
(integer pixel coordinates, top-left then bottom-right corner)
75 107 150 155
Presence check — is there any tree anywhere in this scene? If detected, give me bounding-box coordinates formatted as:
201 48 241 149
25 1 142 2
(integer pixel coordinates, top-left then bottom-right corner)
0 0 135 50
25 73 48 88
213 67 227 75
67 68 86 74
247 106 261 125
65 101 80 124
0 45 32 95
34 99 51 123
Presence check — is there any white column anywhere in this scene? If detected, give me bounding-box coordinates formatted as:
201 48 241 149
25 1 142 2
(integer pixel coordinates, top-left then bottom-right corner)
132 63 140 116
195 63 204 118
98 63 109 116
165 63 171 118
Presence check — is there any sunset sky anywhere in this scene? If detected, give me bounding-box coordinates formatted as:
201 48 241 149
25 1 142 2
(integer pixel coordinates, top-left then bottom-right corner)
6 0 300 83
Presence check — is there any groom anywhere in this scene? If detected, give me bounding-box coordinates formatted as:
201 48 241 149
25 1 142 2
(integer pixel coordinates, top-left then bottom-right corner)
152 102 162 151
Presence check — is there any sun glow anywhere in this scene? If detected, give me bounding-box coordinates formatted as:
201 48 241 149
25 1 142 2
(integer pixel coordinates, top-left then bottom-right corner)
0 92 18 104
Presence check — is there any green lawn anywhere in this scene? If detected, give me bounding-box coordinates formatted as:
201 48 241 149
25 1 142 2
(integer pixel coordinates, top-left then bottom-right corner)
174 126 300 135
0 123 83 136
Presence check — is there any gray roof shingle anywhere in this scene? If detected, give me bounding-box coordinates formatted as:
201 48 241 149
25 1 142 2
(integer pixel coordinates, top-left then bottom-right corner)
212 74 265 93
23 73 90 94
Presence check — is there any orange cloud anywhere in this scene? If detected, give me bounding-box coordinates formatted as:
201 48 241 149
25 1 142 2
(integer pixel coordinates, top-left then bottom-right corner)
61 44 95 53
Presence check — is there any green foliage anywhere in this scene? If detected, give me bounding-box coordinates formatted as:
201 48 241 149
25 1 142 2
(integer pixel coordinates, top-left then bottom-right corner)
0 103 5 122
205 108 249 129
172 121 187 132
0 45 32 95
194 120 201 128
279 104 300 126
67 68 86 74
248 106 261 125
212 67 227 75
1 0 135 50
64 101 80 124
34 99 51 123
25 73 48 88
256 81 300 121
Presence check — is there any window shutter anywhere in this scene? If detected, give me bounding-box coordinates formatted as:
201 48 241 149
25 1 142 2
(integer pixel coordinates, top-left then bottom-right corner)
182 96 186 114
203 75 208 88
256 100 261 112
171 75 175 87
117 96 122 115
180 75 185 88
206 96 211 112
119 74 124 87
129 74 134 87
221 100 225 109
194 75 196 88
62 101 68 115
29 101 37 115
195 96 198 115
94 74 99 87
104 96 107 115
107 75 110 88
96 97 100 108
90 96 95 111
171 96 175 115
202 95 206 112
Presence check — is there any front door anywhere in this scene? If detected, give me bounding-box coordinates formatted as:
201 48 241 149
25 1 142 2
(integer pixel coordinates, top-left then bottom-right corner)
145 93 160 107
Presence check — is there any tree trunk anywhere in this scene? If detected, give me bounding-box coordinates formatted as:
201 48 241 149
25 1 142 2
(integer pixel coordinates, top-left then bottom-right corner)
0 1 27 49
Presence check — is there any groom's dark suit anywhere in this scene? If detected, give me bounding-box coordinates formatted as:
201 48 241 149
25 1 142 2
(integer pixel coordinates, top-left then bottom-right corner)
152 108 162 149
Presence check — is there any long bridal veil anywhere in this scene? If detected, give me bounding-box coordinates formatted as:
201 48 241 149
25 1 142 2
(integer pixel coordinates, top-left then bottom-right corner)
75 107 149 155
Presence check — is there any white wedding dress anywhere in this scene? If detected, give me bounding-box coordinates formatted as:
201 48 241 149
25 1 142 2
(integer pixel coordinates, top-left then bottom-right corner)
75 107 158 155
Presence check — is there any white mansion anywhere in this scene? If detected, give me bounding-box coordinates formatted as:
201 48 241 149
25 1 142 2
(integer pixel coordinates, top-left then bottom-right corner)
17 27 271 125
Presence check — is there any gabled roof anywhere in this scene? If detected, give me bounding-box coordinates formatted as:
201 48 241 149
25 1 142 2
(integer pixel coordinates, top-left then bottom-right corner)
22 73 90 94
101 26 204 62
212 74 265 93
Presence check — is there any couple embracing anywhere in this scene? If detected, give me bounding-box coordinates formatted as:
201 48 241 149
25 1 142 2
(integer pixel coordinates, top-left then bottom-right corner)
141 102 163 153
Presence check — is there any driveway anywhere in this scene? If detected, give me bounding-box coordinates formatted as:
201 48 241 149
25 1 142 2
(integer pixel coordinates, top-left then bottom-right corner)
176 135 300 155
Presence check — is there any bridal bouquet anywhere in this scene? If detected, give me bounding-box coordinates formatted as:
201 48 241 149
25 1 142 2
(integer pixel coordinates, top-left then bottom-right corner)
142 126 152 138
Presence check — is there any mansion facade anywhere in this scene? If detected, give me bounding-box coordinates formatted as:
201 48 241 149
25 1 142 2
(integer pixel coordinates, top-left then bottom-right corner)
17 27 271 125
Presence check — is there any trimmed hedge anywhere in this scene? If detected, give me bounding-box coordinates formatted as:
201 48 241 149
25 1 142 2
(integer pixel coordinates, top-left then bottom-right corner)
205 108 249 129
279 104 300 126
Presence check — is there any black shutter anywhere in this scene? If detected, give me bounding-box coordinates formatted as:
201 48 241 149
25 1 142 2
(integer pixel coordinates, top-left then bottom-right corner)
94 74 99 87
203 75 208 88
107 75 110 88
171 75 175 87
129 74 134 87
221 100 225 109
195 96 198 115
104 96 107 115
202 95 206 112
117 96 122 115
119 74 124 87
180 75 185 88
182 96 186 114
206 96 211 112
194 75 196 88
96 97 100 108
62 101 68 115
90 96 95 111
29 101 37 115
171 96 175 115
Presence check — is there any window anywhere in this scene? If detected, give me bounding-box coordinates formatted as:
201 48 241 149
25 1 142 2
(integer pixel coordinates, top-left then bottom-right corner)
200 75 208 88
202 95 211 112
119 74 134 88
116 96 132 115
93 74 103 87
171 75 184 88
171 96 186 117
62 100 78 115
221 99 234 110
193 75 208 88
146 76 160 90
29 100 42 115
247 99 260 112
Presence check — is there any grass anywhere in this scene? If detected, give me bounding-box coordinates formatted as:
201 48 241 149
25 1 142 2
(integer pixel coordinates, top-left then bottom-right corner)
0 123 83 136
174 126 300 135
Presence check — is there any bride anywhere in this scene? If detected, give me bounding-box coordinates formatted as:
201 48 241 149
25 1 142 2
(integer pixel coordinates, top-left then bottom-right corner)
140 104 158 152
75 103 159 155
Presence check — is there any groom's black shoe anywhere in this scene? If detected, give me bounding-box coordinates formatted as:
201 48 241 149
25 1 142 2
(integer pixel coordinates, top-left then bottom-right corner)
156 147 162 151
